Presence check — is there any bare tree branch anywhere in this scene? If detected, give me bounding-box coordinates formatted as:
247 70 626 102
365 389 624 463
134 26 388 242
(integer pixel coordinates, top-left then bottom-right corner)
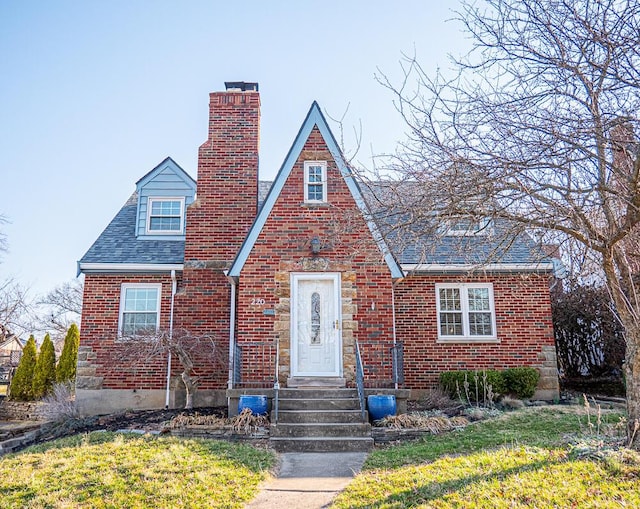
378 0 640 446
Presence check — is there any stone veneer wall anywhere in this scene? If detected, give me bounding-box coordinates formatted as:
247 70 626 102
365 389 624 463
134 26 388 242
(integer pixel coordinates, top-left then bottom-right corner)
273 260 359 386
0 400 47 420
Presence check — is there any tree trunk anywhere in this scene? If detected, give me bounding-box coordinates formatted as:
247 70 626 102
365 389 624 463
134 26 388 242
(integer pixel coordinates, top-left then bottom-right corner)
603 254 640 449
624 325 640 448
181 371 196 410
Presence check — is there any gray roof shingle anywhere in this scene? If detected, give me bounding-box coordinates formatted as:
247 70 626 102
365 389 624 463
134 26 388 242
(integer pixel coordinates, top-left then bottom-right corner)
80 181 547 270
79 193 185 266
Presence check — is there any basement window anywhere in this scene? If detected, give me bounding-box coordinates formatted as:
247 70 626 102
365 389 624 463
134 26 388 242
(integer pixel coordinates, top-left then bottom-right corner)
304 161 327 204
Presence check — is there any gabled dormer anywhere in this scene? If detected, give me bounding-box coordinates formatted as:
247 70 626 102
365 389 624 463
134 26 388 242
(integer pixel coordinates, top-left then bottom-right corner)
135 157 197 240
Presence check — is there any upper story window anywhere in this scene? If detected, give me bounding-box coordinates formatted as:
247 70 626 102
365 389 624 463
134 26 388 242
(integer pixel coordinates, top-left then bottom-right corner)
445 217 491 236
304 161 327 204
436 283 497 342
147 198 185 234
119 284 161 337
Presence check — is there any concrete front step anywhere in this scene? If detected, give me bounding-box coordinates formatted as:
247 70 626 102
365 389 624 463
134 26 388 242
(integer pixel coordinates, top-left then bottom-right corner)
271 422 371 438
277 409 366 424
277 398 360 411
270 436 374 453
278 388 359 399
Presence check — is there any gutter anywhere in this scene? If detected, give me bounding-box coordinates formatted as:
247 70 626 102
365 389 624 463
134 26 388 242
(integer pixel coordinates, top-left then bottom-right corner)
401 262 555 274
165 269 177 408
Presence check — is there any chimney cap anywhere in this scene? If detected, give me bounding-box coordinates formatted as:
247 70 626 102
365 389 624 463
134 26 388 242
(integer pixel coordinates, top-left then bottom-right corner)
224 81 259 92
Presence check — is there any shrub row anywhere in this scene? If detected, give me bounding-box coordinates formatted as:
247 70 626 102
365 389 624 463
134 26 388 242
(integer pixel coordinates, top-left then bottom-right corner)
439 367 540 401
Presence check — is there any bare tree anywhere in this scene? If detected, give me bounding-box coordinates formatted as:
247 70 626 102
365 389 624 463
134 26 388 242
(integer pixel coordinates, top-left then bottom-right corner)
0 278 33 341
0 214 7 260
36 278 83 341
377 0 640 446
116 328 224 409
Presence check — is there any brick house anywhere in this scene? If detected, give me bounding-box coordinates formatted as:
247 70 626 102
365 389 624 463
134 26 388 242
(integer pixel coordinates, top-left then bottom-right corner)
76 82 559 416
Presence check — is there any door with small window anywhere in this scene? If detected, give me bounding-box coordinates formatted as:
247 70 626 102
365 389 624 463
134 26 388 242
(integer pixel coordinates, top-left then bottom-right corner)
291 273 341 376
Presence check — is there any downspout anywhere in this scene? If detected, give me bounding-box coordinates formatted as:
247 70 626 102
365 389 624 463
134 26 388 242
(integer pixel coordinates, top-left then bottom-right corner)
391 281 398 390
227 277 237 391
165 270 177 408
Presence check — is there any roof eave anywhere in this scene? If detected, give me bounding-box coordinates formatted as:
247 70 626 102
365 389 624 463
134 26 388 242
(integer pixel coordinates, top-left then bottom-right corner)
78 263 184 274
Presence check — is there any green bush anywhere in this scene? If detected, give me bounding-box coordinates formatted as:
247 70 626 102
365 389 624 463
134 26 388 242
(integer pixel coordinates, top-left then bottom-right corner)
33 333 56 398
9 335 37 401
56 323 79 383
439 370 507 402
503 367 540 398
440 367 541 402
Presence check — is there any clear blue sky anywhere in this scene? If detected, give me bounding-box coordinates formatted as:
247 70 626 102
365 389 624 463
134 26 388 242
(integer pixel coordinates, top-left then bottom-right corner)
0 0 468 298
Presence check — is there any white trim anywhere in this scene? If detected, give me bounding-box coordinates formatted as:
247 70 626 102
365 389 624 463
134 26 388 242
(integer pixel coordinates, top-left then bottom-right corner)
402 263 554 273
79 263 183 273
146 197 185 234
118 283 162 336
290 272 342 377
304 161 327 203
436 283 497 342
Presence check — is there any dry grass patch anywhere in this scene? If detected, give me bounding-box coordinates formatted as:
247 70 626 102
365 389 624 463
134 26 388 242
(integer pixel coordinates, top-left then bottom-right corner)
333 405 640 508
0 431 275 509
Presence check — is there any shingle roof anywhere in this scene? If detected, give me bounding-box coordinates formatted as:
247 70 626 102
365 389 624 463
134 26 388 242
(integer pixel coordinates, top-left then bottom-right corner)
80 179 548 271
393 223 547 266
79 193 185 266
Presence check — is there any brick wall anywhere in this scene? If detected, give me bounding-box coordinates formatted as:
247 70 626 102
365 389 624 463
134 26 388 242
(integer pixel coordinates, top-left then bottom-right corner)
395 272 556 389
78 273 179 390
236 127 396 386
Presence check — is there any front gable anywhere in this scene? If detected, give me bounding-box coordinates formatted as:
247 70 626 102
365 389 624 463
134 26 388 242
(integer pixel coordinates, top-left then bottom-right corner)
228 102 403 279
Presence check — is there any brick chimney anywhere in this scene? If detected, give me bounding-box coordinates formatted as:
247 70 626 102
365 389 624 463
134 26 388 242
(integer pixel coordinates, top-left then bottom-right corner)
184 82 260 265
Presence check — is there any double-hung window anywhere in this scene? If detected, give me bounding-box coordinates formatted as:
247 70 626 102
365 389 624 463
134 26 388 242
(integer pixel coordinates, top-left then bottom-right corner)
304 161 327 203
119 284 161 336
436 283 497 341
147 198 184 234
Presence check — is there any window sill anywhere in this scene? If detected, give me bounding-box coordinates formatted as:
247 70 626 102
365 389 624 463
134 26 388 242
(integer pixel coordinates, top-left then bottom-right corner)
300 202 330 208
437 337 499 344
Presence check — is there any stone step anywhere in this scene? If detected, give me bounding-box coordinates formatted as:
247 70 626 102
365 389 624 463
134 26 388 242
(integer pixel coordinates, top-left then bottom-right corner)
271 422 371 438
277 388 359 399
270 436 374 453
276 409 366 424
0 429 41 455
277 397 360 411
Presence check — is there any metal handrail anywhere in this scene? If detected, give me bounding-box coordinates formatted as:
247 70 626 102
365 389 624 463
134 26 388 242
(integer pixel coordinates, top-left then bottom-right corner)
273 339 280 424
354 339 367 423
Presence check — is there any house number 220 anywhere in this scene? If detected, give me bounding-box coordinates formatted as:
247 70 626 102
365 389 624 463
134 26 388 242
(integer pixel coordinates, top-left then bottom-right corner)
251 298 265 306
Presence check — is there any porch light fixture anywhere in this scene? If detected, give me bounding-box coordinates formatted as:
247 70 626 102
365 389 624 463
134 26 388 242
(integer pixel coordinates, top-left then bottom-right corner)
310 237 321 255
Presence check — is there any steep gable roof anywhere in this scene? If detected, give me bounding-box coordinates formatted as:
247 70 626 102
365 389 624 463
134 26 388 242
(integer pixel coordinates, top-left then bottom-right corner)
228 102 404 279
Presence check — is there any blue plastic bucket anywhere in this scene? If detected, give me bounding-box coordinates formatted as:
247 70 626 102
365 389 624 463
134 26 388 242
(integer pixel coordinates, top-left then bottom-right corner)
238 395 268 415
367 394 396 421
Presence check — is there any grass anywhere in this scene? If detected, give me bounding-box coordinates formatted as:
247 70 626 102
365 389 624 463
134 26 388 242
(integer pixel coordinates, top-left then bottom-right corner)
333 406 640 508
0 432 275 509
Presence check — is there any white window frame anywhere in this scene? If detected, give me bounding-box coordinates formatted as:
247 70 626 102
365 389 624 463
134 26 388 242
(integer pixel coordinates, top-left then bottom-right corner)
444 217 492 236
146 197 185 234
304 161 327 204
436 283 497 342
118 283 162 337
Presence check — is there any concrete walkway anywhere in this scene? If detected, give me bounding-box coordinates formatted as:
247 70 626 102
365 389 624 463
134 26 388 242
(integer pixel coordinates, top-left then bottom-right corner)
246 452 368 509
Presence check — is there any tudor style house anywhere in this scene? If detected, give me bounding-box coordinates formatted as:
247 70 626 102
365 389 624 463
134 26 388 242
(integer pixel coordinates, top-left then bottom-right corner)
77 82 559 417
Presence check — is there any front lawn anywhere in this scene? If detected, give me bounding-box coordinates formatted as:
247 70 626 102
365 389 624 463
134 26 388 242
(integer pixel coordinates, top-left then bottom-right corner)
333 406 640 508
0 432 275 509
